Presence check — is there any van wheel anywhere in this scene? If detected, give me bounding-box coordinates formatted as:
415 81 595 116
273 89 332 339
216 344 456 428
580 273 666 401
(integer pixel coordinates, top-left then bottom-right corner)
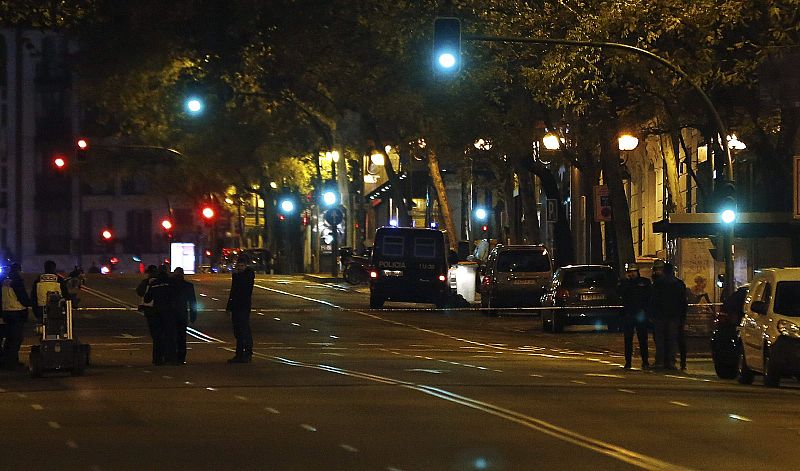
737 351 754 385
763 349 781 387
369 294 384 309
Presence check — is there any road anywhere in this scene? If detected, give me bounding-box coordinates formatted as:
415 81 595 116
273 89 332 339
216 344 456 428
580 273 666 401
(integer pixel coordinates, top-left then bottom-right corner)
2 273 799 471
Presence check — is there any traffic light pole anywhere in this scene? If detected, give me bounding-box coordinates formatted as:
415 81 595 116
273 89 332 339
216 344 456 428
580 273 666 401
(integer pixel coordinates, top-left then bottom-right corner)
461 32 736 298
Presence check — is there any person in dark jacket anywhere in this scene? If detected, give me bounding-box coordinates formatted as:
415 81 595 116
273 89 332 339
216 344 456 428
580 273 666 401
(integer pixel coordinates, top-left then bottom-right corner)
143 266 178 365
30 260 70 322
137 265 163 365
226 255 255 363
172 267 197 364
650 262 688 370
618 262 651 370
1 263 32 369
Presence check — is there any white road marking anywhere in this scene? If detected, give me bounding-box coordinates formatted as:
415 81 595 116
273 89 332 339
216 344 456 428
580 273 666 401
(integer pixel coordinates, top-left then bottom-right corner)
300 424 317 432
17 393 27 398
162 376 173 380
115 333 144 339
406 369 446 374
0 388 5 392
234 395 248 401
530 374 544 378
340 444 359 453
729 414 752 422
585 373 624 379
358 343 383 346
310 329 319 332
184 382 194 385
618 389 636 394
291 322 301 327
48 421 61 429
265 407 280 414
206 387 217 391
142 370 152 374
274 317 281 321
321 353 345 356
66 440 79 449
211 297 219 301
31 404 44 410
669 401 690 407
199 293 207 297
330 335 339 339
571 380 587 385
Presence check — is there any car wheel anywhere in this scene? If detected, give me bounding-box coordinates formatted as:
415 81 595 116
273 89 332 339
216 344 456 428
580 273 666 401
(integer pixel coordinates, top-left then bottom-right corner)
763 349 781 388
369 294 384 309
29 347 43 379
551 314 564 333
713 362 738 380
737 350 754 385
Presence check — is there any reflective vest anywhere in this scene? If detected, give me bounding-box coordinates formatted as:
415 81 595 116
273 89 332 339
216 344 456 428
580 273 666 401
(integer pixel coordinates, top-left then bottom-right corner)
35 274 62 306
2 278 25 311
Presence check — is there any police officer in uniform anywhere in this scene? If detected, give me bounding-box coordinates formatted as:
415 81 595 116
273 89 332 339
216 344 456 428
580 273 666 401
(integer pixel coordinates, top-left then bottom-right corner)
618 262 651 370
650 262 688 370
172 267 197 364
1 263 31 369
137 265 163 365
143 266 178 365
227 254 255 363
30 260 69 323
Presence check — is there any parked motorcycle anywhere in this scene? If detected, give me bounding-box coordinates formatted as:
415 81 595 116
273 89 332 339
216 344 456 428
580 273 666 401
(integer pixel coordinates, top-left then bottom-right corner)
340 247 370 285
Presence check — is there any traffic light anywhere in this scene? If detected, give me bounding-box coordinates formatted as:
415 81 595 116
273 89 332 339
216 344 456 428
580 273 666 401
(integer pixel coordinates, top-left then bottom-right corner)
184 96 205 116
200 205 216 226
100 229 113 245
321 183 339 208
76 138 89 151
161 218 173 239
433 17 461 75
715 181 736 224
52 154 67 170
76 138 89 163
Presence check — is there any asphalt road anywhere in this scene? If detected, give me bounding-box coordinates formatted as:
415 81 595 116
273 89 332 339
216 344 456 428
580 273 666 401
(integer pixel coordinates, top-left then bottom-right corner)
2 273 799 471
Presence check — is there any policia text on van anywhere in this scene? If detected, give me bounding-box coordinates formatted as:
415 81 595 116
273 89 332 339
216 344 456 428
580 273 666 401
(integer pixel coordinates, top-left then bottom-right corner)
369 227 452 309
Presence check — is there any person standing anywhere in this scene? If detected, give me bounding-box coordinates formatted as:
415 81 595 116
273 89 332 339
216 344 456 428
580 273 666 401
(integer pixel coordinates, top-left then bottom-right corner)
137 265 163 365
226 255 255 363
144 266 178 365
650 259 665 367
618 262 651 370
1 263 32 370
650 262 688 370
172 267 197 364
30 260 70 323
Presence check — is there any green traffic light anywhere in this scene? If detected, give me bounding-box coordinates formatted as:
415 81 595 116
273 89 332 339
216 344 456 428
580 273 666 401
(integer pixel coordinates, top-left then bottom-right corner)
185 97 204 115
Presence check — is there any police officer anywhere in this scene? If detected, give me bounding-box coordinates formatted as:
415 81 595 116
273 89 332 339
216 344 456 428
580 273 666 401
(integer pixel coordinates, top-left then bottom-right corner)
30 260 69 323
172 267 197 365
227 254 255 364
1 263 31 369
618 262 651 370
143 266 178 365
650 262 687 370
650 259 665 367
137 265 163 365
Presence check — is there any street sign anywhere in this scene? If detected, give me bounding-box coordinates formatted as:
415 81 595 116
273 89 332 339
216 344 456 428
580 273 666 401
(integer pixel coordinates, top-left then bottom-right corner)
794 156 800 219
546 199 558 222
593 185 612 222
324 208 344 226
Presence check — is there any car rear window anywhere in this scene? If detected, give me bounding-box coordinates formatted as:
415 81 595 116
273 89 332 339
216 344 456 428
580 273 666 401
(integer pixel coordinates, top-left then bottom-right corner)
381 236 405 257
414 238 436 259
496 251 551 273
563 269 617 287
773 281 800 317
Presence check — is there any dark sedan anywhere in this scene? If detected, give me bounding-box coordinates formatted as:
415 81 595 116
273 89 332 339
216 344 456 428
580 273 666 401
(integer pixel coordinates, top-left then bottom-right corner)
540 265 622 333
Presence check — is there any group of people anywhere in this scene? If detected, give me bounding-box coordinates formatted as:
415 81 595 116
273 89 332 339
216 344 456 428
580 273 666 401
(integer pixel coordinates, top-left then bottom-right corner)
136 254 255 365
618 259 689 371
0 261 72 370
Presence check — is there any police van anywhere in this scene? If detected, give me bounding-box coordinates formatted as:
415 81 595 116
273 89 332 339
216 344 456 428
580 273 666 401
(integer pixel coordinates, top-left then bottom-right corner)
368 227 452 309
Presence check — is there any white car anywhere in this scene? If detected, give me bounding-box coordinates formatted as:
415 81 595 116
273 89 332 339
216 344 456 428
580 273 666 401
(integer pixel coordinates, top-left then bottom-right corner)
738 268 800 387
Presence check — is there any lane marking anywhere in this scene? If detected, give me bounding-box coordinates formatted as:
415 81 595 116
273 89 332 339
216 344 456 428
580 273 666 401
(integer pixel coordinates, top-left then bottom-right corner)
227 347 689 471
187 327 224 343
300 424 317 432
162 376 173 380
234 395 248 401
17 393 27 398
265 407 280 414
66 440 79 449
206 387 217 391
406 369 446 374
530 374 544 378
571 380 587 385
340 444 359 453
729 414 752 422
669 401 690 408
48 421 61 429
31 404 44 410
618 389 636 394
0 388 6 393
585 373 624 379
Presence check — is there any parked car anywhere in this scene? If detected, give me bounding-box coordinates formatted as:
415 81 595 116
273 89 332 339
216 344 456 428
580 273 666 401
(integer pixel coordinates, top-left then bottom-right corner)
238 248 272 274
711 284 748 379
540 265 621 333
738 268 800 387
480 244 552 315
368 227 452 309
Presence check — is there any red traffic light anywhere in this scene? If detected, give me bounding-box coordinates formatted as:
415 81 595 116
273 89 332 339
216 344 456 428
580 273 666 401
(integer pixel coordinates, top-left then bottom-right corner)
201 206 215 219
77 138 89 150
481 225 488 232
161 219 173 230
53 155 67 169
101 229 113 240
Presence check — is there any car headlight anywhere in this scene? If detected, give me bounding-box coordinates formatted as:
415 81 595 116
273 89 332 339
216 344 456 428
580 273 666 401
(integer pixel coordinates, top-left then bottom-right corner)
777 319 800 338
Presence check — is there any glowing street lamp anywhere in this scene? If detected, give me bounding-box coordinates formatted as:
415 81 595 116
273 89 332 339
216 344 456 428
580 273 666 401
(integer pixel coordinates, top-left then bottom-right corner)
618 134 639 151
727 134 746 150
322 190 338 207
280 199 295 214
474 208 488 221
185 97 204 116
542 133 562 151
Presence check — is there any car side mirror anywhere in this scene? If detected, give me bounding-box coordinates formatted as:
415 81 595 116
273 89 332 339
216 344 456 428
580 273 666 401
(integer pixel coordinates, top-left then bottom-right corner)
751 300 768 315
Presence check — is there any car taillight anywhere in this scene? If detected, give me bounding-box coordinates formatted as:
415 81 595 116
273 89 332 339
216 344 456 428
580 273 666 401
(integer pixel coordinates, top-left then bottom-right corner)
556 287 570 300
438 274 446 282
370 271 378 279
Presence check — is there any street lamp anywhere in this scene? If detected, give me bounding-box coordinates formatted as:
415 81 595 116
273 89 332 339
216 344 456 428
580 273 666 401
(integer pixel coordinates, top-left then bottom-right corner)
542 133 562 151
184 96 204 115
280 199 295 214
322 190 338 207
370 152 385 166
474 207 488 221
727 134 746 151
618 134 639 151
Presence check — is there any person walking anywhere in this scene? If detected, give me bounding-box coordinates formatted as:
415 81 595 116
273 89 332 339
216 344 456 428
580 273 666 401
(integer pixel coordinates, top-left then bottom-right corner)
650 262 688 370
618 262 651 370
1 263 32 370
226 254 255 363
171 267 197 365
144 266 178 365
137 265 164 365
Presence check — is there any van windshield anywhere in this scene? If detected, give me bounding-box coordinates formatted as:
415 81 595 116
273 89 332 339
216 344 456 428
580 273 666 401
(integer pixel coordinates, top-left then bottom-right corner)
773 281 800 317
496 251 550 273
